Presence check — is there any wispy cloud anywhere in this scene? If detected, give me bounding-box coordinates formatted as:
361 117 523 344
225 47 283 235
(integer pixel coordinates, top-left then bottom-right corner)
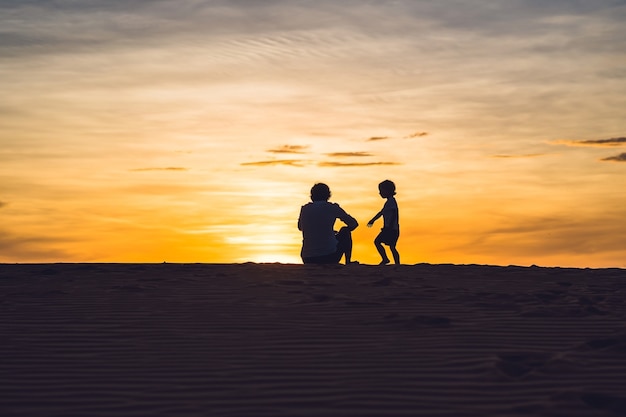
326 152 373 157
492 153 546 159
318 161 400 167
0 228 73 262
555 137 626 147
267 145 310 154
241 159 308 167
0 201 7 209
368 132 428 141
601 153 626 162
405 132 428 138
122 183 205 195
130 167 188 172
454 208 626 263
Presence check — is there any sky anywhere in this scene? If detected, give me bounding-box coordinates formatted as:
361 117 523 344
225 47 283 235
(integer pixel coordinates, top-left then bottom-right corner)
1 0 625 267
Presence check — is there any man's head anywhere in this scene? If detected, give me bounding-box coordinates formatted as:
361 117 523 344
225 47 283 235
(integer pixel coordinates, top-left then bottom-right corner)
310 183 331 201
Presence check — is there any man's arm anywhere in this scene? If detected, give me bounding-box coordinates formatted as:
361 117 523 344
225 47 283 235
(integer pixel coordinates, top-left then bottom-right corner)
337 205 358 231
344 213 358 231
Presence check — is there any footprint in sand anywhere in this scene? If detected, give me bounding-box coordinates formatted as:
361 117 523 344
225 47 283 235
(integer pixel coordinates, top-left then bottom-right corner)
581 334 626 353
580 392 626 414
494 352 554 378
552 391 626 415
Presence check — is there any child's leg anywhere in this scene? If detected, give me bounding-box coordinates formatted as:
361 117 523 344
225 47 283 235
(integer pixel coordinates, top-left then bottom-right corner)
374 234 390 264
390 245 400 265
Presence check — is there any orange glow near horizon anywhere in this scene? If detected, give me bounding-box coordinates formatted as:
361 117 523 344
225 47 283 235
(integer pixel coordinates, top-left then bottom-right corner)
1 1 625 268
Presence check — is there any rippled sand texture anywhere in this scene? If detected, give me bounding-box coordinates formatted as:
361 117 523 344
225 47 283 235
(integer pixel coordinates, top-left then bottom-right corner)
1 263 626 416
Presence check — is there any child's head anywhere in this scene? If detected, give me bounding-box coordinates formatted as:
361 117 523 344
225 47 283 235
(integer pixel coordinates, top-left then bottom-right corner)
310 183 331 201
378 180 396 198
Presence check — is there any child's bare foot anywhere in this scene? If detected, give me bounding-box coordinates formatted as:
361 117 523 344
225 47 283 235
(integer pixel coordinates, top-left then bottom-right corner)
378 259 390 265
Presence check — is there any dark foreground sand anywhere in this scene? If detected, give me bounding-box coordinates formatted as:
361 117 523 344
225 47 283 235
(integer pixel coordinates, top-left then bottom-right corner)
1 263 625 417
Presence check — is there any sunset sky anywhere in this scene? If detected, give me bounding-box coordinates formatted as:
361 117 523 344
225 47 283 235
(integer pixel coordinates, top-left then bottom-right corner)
1 0 625 267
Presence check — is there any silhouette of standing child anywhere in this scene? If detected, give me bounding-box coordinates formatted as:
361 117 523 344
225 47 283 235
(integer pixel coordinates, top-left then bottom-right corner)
367 180 400 265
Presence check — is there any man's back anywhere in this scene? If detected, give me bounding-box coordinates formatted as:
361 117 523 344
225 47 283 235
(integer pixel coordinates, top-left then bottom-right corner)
298 201 356 258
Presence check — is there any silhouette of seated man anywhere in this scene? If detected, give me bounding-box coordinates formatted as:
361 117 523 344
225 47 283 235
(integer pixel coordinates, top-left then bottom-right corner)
298 183 358 264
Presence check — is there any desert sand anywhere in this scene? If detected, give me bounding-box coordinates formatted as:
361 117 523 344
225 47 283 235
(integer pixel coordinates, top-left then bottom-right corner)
1 263 625 416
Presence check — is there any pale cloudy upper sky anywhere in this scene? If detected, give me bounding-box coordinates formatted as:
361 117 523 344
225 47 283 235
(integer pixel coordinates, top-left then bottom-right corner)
1 0 625 266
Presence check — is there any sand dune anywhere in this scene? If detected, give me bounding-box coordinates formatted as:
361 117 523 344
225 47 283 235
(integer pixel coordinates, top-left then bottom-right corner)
1 263 625 416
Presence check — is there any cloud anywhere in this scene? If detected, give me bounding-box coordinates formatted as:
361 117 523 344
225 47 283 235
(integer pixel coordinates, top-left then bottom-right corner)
405 132 428 138
241 159 308 167
130 167 188 172
556 137 626 147
454 208 626 265
267 145 310 154
601 153 626 162
121 183 206 195
318 161 400 167
491 154 546 159
0 201 6 209
367 132 428 141
2 0 623 68
581 137 626 146
326 152 373 157
0 1 398 60
0 228 73 262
